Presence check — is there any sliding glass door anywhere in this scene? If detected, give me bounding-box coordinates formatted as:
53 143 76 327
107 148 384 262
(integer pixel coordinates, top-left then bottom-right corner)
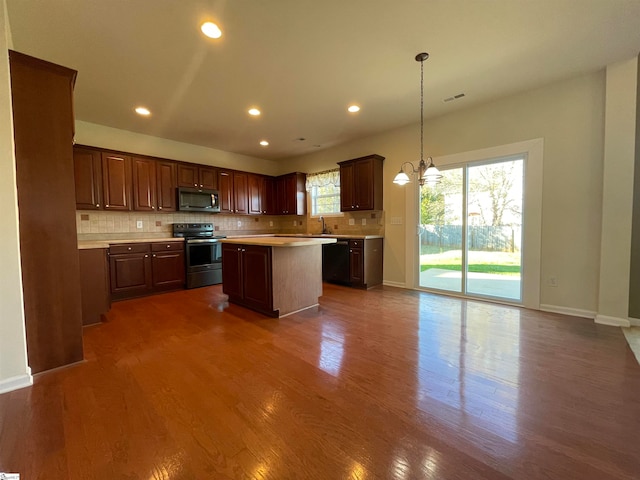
418 156 523 302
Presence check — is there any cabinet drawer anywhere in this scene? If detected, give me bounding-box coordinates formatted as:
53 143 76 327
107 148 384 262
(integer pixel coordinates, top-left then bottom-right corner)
109 243 150 255
350 240 362 248
151 241 184 252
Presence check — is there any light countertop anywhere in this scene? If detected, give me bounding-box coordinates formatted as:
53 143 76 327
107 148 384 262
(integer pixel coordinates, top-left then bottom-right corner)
275 234 384 240
219 236 337 247
78 237 184 250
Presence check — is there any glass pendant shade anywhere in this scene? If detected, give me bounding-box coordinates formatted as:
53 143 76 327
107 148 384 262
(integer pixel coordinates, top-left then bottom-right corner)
393 171 411 185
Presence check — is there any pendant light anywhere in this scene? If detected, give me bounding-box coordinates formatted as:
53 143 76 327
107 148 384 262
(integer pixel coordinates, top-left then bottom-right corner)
393 52 441 187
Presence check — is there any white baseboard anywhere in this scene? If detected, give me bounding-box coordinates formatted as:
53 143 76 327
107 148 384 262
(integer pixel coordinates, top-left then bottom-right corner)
595 314 631 327
382 280 406 288
0 372 33 395
539 304 597 319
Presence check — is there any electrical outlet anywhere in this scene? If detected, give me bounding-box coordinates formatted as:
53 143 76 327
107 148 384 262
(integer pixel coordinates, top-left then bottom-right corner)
237 220 242 227
361 218 366 225
293 220 297 226
349 218 355 226
136 220 143 229
269 221 273 227
549 276 558 287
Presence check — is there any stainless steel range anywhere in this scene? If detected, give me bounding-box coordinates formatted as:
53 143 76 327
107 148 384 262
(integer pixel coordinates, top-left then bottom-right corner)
172 223 226 289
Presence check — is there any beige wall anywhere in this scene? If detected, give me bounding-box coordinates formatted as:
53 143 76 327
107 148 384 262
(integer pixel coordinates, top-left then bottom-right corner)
597 57 637 326
0 0 30 390
76 120 281 177
281 70 608 314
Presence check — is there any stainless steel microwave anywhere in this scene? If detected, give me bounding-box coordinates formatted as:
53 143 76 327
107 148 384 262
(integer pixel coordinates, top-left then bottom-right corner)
177 187 220 213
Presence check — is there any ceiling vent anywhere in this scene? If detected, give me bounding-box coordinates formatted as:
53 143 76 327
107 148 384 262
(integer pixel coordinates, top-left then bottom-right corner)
443 93 466 103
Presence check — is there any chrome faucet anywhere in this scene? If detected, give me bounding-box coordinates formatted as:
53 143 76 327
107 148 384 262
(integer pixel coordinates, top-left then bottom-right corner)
319 216 329 234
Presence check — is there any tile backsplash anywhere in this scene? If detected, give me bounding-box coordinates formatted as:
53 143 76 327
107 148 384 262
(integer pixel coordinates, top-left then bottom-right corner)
76 210 385 240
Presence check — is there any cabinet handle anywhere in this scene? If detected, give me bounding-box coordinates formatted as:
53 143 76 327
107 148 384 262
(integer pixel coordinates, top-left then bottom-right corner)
350 249 353 252
152 206 155 209
242 248 246 252
106 204 110 207
144 254 149 258
96 203 100 207
152 254 156 257
158 206 162 210
200 184 203 188
166 245 171 248
127 247 132 251
194 183 197 187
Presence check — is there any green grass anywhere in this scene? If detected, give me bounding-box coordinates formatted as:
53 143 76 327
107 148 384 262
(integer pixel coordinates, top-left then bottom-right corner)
420 248 521 276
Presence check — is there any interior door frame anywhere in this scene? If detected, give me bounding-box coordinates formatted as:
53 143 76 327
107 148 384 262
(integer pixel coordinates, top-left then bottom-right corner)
404 138 543 309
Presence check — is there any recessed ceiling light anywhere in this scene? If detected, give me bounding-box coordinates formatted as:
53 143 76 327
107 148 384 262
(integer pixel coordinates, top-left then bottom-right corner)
348 105 360 113
135 106 151 116
201 22 222 39
259 140 269 146
248 108 261 116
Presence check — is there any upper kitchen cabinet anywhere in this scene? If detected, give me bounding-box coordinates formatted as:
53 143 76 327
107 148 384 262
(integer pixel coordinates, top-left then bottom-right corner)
102 152 132 211
218 169 249 214
131 156 156 211
338 154 384 211
276 172 306 215
156 160 177 211
248 173 274 215
9 50 83 373
177 163 218 190
73 146 103 209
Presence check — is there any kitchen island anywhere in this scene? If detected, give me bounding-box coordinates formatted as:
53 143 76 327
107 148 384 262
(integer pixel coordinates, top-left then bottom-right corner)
220 236 337 317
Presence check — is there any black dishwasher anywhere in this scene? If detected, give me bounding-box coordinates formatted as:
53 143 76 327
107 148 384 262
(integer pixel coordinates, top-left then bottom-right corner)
322 240 351 285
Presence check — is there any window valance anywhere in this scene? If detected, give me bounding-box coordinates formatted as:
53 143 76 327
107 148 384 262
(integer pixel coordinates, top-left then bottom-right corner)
305 168 340 191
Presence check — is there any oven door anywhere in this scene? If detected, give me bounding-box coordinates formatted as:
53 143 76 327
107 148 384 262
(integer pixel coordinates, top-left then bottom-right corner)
185 239 222 271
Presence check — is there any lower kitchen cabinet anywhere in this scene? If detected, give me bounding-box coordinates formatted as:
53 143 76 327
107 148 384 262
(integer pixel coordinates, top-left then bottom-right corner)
222 243 273 314
151 242 186 291
348 238 383 288
109 242 185 300
79 248 111 325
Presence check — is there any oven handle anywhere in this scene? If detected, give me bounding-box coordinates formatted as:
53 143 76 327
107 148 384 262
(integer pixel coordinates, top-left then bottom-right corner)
185 238 220 244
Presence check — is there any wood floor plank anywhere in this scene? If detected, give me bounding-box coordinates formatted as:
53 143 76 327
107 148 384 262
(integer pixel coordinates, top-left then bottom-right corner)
1 283 640 479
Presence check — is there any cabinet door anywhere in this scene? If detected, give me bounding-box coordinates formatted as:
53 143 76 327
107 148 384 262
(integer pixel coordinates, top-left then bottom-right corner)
109 252 152 299
151 250 185 291
102 153 132 210
199 167 218 190
276 176 289 214
248 174 263 215
73 147 102 209
262 177 279 215
340 162 355 211
233 171 249 214
349 246 364 285
156 160 177 211
218 169 234 213
353 157 374 210
177 163 199 188
79 248 110 326
222 243 243 298
132 156 157 211
242 245 272 310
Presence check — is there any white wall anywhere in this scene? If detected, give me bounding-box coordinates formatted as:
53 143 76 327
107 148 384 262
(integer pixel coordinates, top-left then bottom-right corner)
281 70 608 314
76 120 280 176
597 57 638 326
0 0 31 393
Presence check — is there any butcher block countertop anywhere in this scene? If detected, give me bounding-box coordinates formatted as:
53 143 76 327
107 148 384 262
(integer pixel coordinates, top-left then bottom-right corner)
219 236 337 247
77 237 184 250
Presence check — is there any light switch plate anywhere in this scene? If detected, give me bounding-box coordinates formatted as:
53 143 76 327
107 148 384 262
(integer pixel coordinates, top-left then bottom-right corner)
348 218 355 226
361 218 366 225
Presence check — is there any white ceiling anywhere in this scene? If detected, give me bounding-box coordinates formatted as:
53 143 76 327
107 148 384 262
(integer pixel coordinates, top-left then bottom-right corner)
6 0 640 161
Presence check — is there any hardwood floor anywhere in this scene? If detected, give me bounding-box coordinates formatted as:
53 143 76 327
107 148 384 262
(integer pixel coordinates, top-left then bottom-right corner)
1 284 639 479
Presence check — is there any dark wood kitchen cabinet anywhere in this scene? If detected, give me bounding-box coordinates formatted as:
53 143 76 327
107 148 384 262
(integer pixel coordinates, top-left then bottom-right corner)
10 50 84 373
218 169 249 214
276 172 306 215
222 243 273 314
349 238 383 289
263 176 278 215
109 243 153 300
248 173 264 215
151 242 185 291
102 152 132 211
74 147 103 209
177 163 217 190
131 156 156 211
79 248 111 325
109 242 185 300
339 154 384 211
156 160 177 211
